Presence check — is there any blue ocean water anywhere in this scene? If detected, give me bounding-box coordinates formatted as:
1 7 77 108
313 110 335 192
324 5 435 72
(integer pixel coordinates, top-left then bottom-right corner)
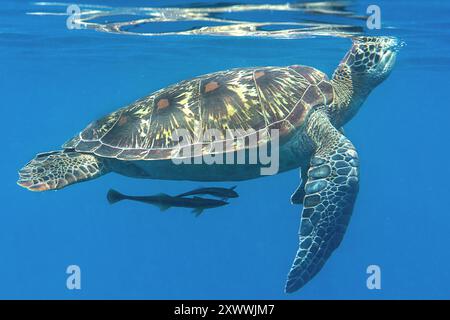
1 0 449 299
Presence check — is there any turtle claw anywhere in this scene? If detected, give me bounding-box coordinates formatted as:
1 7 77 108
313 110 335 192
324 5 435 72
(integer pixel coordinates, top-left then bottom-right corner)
17 179 33 188
17 178 52 192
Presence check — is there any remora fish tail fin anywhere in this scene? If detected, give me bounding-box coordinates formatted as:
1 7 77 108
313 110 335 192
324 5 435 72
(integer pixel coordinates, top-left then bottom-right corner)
107 189 126 204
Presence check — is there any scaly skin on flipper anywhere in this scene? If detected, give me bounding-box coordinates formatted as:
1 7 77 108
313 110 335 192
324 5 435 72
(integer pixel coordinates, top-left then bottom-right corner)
285 111 359 293
285 36 398 291
290 165 308 205
17 150 108 191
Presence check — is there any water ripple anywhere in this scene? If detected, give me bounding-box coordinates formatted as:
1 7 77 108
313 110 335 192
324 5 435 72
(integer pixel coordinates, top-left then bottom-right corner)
27 1 367 39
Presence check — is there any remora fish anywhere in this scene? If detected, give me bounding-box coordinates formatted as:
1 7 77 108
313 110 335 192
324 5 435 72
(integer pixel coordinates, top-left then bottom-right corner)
176 186 238 200
107 189 228 216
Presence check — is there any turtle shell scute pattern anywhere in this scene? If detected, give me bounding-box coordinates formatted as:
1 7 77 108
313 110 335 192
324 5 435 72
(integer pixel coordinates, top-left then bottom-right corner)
64 66 333 161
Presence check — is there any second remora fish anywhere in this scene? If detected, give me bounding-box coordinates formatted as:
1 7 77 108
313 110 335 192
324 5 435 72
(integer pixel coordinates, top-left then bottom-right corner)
107 189 229 216
176 186 238 200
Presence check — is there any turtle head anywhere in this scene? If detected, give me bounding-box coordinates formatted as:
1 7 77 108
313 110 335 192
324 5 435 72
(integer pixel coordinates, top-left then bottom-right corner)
343 36 399 88
331 36 400 124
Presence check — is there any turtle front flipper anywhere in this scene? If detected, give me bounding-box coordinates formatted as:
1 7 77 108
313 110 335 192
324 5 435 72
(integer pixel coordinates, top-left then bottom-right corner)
17 150 109 192
285 112 359 293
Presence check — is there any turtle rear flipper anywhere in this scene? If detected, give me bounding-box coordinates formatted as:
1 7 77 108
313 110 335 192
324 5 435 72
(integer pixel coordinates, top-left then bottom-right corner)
285 111 359 293
17 150 108 192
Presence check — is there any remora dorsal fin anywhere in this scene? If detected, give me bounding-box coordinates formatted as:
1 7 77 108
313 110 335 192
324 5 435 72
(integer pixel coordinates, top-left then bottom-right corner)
156 193 170 197
156 203 171 212
192 208 204 217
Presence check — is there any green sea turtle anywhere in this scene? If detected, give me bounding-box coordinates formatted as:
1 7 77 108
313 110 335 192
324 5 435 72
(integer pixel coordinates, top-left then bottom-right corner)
17 36 398 292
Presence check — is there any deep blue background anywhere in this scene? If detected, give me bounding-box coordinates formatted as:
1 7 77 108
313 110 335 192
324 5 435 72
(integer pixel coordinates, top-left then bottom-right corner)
1 0 449 299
